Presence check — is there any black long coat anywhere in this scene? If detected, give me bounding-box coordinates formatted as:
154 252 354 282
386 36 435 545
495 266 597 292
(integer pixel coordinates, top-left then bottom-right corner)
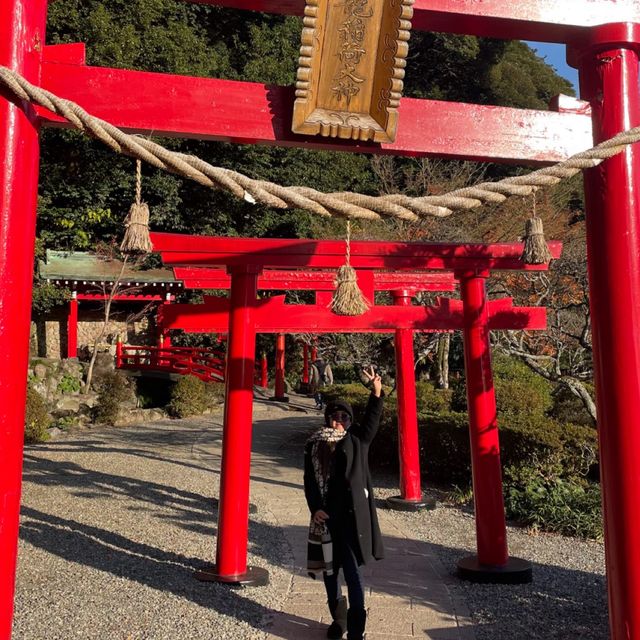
304 392 385 566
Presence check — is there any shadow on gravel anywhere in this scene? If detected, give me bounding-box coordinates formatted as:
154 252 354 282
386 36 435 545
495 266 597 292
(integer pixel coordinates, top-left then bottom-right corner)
18 506 316 638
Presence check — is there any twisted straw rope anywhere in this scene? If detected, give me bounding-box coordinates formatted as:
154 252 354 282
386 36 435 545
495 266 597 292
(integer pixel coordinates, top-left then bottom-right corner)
1 64 639 223
135 159 142 206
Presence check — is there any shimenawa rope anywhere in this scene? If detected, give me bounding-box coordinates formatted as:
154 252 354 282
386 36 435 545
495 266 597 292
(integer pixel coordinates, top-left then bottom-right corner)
330 220 371 316
120 158 154 253
1 64 637 257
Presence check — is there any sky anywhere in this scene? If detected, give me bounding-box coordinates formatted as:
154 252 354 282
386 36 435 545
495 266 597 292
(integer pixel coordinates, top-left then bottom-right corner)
525 41 580 94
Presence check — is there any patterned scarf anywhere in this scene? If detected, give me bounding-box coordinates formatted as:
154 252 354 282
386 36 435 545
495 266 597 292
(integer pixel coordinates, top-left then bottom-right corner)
306 426 347 578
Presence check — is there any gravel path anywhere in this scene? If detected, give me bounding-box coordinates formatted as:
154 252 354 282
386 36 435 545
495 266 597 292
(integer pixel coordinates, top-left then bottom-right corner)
374 483 608 639
13 408 292 640
13 397 608 639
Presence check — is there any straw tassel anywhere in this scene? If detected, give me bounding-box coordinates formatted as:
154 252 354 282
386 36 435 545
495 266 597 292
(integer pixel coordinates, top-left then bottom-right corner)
330 221 370 316
120 159 153 254
520 192 553 265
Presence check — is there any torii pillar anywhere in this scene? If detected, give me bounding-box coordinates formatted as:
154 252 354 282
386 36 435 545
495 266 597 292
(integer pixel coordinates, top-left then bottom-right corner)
194 265 268 586
456 271 531 583
570 25 640 637
67 292 78 359
386 289 433 511
0 2 47 636
301 342 310 391
270 332 289 402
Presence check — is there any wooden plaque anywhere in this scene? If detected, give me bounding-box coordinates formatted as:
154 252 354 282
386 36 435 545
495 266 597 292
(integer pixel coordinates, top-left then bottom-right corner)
292 0 413 143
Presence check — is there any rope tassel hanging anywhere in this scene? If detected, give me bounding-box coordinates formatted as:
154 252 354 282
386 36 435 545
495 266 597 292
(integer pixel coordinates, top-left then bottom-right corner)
330 221 370 316
520 191 553 265
120 159 153 254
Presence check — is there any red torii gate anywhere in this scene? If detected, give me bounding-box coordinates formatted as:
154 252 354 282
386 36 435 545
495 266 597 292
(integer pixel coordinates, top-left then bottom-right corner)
2 1 640 638
153 232 560 584
173 266 458 402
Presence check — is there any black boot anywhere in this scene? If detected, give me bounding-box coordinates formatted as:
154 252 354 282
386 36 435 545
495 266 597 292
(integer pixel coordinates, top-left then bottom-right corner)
327 597 347 639
346 608 367 640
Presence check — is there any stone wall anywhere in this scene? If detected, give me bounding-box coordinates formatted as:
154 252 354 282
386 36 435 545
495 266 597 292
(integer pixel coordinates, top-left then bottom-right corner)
32 308 156 360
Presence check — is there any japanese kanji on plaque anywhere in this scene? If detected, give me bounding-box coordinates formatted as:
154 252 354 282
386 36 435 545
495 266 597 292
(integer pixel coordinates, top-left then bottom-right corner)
292 0 413 143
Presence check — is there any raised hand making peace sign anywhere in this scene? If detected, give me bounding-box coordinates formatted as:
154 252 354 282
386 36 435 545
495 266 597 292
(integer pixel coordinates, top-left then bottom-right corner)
362 365 382 397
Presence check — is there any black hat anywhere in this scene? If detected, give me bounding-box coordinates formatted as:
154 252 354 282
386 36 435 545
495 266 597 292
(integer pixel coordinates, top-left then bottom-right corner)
324 400 354 426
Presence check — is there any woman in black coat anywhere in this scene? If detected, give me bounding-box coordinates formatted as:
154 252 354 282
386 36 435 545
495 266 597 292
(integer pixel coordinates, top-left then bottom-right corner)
304 367 384 640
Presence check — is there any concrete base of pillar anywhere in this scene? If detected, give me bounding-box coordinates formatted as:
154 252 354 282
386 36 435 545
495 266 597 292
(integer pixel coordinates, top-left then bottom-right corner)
385 495 436 511
268 395 290 403
194 564 269 586
457 555 532 584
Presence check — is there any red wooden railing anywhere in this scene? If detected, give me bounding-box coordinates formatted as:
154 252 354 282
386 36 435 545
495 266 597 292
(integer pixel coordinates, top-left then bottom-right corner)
116 343 226 383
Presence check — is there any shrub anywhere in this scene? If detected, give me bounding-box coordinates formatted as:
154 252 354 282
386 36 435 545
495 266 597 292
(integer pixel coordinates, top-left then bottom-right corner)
25 383 50 443
493 355 553 416
499 412 598 476
205 381 225 407
323 383 372 412
449 356 554 416
550 383 596 426
450 379 468 412
504 465 602 539
331 363 361 385
94 371 136 424
418 411 471 482
416 382 452 413
57 374 82 394
169 375 208 418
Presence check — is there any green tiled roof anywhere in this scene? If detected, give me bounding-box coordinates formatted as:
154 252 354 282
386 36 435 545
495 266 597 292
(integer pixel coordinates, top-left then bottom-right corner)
39 251 177 284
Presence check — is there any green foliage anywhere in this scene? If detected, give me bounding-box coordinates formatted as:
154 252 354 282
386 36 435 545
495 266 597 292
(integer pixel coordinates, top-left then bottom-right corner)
57 374 82 394
94 371 135 424
550 383 596 426
415 382 453 413
504 465 602 539
25 384 51 444
330 363 361 385
447 355 554 415
345 355 600 537
446 484 474 506
168 375 207 418
206 381 226 407
450 379 468 412
55 415 78 431
404 34 574 107
323 384 389 415
31 282 71 317
489 41 575 109
493 355 553 416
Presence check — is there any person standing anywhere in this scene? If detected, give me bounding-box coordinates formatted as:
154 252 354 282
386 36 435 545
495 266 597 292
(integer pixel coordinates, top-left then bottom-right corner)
309 357 334 410
304 366 384 640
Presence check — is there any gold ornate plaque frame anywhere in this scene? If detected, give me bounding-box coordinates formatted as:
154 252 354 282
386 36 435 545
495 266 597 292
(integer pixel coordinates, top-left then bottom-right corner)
292 0 413 143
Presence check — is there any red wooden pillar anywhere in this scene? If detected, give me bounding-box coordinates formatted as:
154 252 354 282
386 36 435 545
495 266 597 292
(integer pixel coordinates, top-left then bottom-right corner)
456 271 531 583
569 26 640 639
67 294 78 359
270 333 288 402
259 352 268 388
160 293 172 347
0 2 47 636
387 290 432 511
115 339 123 368
302 342 310 385
195 266 267 586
